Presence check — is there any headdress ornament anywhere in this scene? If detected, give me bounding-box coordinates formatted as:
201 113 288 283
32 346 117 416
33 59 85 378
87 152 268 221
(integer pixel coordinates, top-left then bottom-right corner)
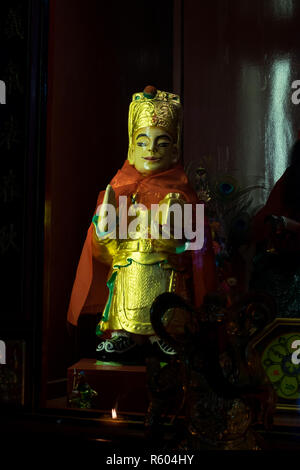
127 85 182 158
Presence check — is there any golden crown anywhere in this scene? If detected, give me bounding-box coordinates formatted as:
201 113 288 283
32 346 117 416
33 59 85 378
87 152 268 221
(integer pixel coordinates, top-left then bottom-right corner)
128 85 182 150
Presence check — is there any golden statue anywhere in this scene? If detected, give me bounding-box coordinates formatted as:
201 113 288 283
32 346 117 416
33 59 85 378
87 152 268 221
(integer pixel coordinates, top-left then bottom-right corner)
67 86 216 361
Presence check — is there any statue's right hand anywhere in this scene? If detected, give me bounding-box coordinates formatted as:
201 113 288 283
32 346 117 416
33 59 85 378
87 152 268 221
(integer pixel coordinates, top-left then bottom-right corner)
94 185 117 235
101 184 116 210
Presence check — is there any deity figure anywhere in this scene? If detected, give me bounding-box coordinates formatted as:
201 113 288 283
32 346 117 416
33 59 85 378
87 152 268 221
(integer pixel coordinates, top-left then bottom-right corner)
67 86 216 362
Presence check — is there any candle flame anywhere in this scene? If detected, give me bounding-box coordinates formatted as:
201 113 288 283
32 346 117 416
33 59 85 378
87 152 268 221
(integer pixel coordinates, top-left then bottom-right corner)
111 408 117 419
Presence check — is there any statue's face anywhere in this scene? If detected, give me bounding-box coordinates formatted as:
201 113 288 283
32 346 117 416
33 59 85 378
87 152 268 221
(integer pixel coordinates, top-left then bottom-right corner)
128 126 178 175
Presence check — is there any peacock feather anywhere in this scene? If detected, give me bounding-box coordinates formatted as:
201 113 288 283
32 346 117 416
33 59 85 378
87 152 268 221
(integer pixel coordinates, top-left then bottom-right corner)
185 156 267 272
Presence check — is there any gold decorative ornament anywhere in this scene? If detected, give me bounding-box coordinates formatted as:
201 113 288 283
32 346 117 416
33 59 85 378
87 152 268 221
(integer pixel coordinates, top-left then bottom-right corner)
127 85 182 159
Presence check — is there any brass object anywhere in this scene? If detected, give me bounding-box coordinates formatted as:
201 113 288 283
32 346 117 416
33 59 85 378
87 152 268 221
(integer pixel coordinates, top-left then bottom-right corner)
248 318 300 411
149 291 277 450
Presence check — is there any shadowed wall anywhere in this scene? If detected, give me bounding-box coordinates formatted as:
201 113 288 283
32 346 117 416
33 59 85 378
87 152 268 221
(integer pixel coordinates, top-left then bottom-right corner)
43 0 173 401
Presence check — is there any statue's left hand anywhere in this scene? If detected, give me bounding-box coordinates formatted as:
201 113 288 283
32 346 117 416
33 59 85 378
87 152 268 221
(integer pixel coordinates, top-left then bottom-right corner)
155 193 185 236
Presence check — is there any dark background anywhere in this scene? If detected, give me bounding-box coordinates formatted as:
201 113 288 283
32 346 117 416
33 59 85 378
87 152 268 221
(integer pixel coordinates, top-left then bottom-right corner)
43 0 175 404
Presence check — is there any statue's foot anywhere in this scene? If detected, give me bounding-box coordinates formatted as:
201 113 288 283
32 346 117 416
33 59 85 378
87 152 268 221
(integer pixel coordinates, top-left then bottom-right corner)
96 333 140 364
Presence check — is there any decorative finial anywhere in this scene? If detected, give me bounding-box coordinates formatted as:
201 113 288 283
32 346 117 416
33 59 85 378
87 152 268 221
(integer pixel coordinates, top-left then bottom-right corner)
143 85 157 99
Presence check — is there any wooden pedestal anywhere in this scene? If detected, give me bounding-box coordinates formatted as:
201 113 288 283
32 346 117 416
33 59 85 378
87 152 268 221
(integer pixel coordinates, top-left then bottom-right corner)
67 359 148 413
